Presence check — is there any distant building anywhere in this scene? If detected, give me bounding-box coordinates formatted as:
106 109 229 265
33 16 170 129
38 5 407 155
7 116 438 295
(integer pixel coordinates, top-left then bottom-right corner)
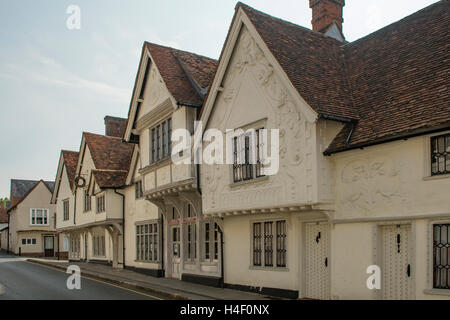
7 179 62 257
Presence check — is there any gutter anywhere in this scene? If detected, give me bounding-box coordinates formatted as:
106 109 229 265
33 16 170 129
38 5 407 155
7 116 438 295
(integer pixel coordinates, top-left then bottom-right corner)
318 113 357 147
324 125 450 156
176 101 202 109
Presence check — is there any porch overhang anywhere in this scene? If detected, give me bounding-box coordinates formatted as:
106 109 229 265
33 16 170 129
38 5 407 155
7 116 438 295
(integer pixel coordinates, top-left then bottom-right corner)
144 178 197 201
203 202 335 220
56 218 123 232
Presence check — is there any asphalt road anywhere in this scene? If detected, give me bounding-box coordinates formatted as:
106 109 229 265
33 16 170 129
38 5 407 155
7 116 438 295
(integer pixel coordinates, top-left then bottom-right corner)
0 252 163 300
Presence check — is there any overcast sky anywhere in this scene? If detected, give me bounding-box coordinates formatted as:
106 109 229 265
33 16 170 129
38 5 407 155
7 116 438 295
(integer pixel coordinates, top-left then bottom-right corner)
0 0 439 198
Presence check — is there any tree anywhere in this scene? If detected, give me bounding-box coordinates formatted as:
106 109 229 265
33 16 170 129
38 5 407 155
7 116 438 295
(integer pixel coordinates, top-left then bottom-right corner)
0 197 9 208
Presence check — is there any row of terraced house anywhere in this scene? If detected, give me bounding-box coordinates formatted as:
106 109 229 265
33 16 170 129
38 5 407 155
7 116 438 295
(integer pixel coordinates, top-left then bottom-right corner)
2 1 449 300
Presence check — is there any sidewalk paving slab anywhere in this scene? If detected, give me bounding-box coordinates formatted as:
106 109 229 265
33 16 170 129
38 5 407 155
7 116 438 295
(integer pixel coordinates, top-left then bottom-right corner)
27 258 277 300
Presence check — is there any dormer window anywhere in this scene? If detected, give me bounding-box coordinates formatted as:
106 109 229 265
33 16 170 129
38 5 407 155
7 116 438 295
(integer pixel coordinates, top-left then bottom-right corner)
431 133 449 176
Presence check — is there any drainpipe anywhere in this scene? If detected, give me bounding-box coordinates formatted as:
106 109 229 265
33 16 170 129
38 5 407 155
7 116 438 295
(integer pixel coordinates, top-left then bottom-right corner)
6 211 9 253
73 189 77 225
218 222 224 288
160 211 164 276
57 234 60 260
114 189 125 268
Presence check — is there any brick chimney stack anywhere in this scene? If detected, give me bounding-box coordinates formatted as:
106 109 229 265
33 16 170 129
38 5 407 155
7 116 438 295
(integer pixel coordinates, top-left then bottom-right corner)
309 0 345 34
104 116 128 138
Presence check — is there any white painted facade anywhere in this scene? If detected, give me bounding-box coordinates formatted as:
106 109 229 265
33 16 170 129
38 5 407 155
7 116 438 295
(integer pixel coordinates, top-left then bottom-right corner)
199 7 450 300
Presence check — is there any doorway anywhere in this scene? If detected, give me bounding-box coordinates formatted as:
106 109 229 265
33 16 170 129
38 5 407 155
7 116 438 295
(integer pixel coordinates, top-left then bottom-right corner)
380 224 413 300
170 225 181 278
44 236 54 257
304 222 330 300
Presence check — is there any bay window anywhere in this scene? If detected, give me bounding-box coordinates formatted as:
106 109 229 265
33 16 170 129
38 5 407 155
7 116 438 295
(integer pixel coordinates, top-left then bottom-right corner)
150 118 172 164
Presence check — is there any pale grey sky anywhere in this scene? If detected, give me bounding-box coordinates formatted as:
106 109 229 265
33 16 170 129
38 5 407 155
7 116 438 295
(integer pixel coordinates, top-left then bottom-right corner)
0 0 439 197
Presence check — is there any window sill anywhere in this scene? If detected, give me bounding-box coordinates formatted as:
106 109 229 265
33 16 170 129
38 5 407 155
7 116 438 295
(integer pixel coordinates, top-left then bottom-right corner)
230 175 269 188
248 266 289 272
134 260 159 264
423 174 450 181
423 289 450 296
140 157 172 174
201 261 218 267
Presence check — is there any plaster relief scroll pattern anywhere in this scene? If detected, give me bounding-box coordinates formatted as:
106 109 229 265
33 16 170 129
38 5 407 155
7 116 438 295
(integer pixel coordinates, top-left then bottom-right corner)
340 157 409 215
220 28 311 202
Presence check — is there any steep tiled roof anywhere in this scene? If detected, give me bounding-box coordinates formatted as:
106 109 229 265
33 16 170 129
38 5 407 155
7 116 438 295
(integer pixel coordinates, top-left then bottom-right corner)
239 3 356 120
145 42 218 105
83 132 134 182
326 0 450 153
61 150 79 190
92 170 129 188
236 1 449 153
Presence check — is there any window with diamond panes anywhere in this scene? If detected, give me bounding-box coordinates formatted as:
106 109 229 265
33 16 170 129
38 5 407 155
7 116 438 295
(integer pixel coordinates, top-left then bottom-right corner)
433 224 450 289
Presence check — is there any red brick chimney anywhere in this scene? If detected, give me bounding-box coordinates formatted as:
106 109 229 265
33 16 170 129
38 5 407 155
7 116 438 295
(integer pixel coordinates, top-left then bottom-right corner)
309 0 345 34
104 116 128 138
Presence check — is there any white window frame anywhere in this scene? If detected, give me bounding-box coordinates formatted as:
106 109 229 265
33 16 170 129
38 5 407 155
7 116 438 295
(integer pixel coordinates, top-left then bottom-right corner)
135 221 160 262
202 221 219 263
21 238 36 246
232 127 266 183
150 118 172 164
96 194 105 213
63 199 70 221
92 234 105 257
84 190 91 212
423 130 450 179
30 208 50 226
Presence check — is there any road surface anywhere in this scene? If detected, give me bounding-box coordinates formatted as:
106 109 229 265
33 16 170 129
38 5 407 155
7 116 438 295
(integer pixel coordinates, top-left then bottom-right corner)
0 252 163 300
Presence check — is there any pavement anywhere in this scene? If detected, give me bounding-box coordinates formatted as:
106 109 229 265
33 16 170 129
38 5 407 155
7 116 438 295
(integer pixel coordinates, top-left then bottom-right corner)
24 256 274 300
0 252 163 300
